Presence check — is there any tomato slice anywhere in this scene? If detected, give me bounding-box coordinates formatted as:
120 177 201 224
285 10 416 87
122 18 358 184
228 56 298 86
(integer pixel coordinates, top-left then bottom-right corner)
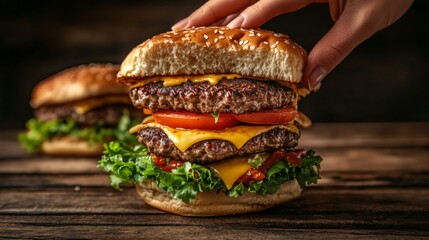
152 110 240 130
233 106 297 125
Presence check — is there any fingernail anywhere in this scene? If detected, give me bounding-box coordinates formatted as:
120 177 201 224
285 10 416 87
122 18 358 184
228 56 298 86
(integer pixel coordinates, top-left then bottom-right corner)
172 17 189 30
308 66 327 90
227 14 245 29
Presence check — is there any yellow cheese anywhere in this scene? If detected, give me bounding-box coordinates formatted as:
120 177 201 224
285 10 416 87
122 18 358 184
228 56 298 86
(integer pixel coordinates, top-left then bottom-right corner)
130 118 299 152
209 157 252 190
73 96 132 114
275 81 310 98
131 74 242 88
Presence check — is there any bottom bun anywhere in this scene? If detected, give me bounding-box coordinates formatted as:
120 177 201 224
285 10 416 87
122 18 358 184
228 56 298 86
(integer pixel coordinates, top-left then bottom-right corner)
136 179 302 217
41 136 104 157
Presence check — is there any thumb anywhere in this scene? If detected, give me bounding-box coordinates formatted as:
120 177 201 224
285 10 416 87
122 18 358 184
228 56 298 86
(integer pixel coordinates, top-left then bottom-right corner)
303 4 377 90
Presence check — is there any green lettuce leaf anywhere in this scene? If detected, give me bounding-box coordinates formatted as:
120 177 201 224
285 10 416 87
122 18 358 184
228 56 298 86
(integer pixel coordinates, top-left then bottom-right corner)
18 112 139 153
97 141 322 204
248 150 322 195
210 113 220 123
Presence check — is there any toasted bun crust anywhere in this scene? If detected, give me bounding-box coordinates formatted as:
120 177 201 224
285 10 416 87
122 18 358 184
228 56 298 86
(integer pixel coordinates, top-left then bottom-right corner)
118 27 306 84
136 179 302 217
31 63 129 108
41 136 104 157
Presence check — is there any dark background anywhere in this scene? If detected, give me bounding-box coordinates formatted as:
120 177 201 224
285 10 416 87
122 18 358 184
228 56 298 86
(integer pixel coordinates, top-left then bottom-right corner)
1 0 428 129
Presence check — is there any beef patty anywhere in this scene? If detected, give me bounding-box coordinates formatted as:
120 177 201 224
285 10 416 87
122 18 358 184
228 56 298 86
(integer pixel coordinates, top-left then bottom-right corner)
35 104 143 126
137 127 299 163
130 78 296 114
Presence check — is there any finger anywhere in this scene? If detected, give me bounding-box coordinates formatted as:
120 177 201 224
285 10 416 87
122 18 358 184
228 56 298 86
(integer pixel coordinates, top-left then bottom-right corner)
303 4 376 90
228 0 312 28
211 12 241 26
172 0 256 30
219 13 242 26
303 0 414 90
328 0 345 22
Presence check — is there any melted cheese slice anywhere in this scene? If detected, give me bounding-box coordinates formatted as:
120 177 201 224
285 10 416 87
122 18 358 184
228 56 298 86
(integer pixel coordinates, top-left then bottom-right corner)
130 117 299 152
209 157 252 190
131 74 242 88
275 81 310 98
72 96 132 114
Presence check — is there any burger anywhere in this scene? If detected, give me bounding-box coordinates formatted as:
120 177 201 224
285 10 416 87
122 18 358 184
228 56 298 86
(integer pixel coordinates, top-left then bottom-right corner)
19 63 143 156
98 27 322 216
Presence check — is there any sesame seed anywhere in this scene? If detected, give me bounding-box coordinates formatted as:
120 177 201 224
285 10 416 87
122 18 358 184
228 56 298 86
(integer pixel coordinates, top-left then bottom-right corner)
214 29 218 34
270 44 276 49
274 33 281 37
284 40 290 45
243 39 249 45
190 30 196 33
206 42 211 47
173 32 179 35
263 41 269 45
219 30 224 34
203 34 209 40
219 35 225 39
214 38 218 43
228 36 233 40
239 40 244 45
292 45 296 49
256 33 261 37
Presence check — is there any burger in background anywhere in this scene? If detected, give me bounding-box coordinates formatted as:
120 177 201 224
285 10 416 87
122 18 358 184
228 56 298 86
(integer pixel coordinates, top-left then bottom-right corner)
98 27 322 216
19 63 144 156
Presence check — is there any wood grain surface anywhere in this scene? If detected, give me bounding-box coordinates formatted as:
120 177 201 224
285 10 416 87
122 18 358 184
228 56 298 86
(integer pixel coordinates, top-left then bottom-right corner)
1 123 429 239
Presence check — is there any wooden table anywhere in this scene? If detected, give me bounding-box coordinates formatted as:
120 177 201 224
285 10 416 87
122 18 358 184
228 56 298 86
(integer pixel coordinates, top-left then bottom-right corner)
1 123 428 239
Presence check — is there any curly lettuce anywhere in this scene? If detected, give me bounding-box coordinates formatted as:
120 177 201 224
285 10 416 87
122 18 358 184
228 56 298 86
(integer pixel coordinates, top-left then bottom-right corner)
97 141 322 204
18 112 139 153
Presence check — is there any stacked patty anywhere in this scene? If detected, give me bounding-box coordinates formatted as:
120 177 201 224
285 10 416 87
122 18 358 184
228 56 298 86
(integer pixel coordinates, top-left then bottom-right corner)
130 78 296 114
35 101 139 126
131 78 299 163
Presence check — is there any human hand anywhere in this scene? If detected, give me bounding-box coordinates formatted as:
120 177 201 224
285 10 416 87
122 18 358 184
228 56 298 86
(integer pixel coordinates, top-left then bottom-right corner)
172 0 414 90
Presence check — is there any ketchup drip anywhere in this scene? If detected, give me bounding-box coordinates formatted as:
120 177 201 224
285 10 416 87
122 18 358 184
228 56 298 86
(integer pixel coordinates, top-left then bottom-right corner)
237 149 306 186
153 156 184 172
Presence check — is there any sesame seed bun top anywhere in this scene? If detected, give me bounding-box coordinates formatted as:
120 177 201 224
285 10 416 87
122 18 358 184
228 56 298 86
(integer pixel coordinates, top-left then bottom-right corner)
31 63 129 108
117 27 307 85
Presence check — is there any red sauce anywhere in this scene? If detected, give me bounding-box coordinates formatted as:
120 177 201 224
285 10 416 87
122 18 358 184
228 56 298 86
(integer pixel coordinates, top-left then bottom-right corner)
237 168 265 184
153 156 184 172
237 149 306 186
